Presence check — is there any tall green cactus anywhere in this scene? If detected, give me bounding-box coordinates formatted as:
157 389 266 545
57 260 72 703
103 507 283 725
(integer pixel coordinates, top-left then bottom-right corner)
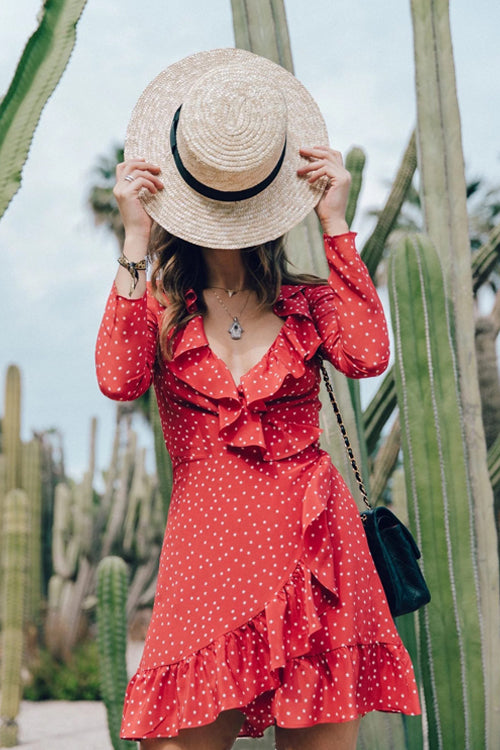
22 438 43 625
410 1 500 742
97 556 135 750
0 0 88 218
389 233 485 749
344 146 366 229
150 389 173 525
3 365 22 492
361 130 417 279
0 489 29 747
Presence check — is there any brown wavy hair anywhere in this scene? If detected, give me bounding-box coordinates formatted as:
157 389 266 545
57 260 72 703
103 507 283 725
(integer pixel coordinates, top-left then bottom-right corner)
148 222 325 359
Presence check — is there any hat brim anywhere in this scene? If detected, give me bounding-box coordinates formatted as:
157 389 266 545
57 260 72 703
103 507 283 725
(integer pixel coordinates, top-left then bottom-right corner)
125 48 329 249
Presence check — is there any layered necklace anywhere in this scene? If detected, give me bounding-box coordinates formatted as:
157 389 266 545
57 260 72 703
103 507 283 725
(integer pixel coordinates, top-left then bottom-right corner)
209 287 251 340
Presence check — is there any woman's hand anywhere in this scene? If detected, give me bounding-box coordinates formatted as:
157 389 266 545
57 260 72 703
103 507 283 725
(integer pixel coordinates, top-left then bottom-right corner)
298 146 351 236
113 158 164 246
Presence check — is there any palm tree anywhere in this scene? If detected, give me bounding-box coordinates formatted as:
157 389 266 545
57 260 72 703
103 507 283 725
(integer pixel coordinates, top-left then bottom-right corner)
87 144 126 249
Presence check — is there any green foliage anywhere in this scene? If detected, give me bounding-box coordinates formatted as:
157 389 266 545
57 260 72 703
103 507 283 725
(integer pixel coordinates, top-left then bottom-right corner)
0 0 88 218
24 640 101 701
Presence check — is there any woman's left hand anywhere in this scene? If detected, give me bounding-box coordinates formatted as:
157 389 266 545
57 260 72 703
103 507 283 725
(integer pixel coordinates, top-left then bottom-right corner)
298 146 351 236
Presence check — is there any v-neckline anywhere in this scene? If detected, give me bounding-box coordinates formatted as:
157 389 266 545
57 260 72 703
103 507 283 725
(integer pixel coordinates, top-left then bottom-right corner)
200 315 287 390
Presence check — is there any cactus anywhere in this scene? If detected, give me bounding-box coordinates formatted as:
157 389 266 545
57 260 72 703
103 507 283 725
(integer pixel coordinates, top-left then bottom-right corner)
410 1 500 743
0 489 29 747
369 417 401 506
0 0 88 218
97 556 135 750
3 365 22 492
363 369 397 454
389 233 486 748
361 130 417 279
150 389 173 524
344 146 366 228
22 438 43 625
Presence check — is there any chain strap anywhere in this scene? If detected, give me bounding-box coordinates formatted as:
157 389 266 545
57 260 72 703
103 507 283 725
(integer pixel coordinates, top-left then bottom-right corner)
320 362 372 510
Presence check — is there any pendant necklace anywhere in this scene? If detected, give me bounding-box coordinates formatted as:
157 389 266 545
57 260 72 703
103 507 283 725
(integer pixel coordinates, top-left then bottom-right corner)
211 288 251 340
207 286 247 299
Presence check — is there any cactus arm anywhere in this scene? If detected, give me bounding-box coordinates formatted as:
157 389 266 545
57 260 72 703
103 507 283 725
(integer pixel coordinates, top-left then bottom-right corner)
344 146 366 229
361 131 417 279
102 421 136 558
347 378 371 491
3 365 22 491
51 482 79 578
150 389 173 525
363 367 398 454
0 0 88 218
22 439 42 624
389 233 485 749
0 489 29 747
231 0 294 70
369 417 401 506
97 556 134 750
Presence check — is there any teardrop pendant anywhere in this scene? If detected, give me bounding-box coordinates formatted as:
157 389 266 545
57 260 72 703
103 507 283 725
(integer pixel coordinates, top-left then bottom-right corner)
228 317 243 340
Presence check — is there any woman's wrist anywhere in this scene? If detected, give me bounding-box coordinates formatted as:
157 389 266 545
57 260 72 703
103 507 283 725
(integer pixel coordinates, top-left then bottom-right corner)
321 217 350 237
123 232 150 261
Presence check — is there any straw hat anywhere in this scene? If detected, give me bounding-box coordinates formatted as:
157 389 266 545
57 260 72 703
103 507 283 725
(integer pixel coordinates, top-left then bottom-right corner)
125 48 329 249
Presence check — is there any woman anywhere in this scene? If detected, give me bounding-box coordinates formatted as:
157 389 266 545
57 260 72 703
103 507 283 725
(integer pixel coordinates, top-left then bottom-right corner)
96 49 420 750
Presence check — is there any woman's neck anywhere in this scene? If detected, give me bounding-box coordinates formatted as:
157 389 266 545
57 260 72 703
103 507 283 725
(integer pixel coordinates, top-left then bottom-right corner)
202 247 248 291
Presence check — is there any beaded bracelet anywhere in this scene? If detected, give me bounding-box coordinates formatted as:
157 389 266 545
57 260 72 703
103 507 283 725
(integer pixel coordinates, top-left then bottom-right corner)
117 254 147 297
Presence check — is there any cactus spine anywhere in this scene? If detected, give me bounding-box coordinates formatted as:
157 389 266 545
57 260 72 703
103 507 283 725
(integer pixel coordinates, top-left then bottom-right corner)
97 556 134 750
410 1 500 742
0 489 29 747
389 233 485 748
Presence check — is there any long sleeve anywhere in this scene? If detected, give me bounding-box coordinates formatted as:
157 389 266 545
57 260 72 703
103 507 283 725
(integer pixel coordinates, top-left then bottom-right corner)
95 284 162 400
305 232 390 378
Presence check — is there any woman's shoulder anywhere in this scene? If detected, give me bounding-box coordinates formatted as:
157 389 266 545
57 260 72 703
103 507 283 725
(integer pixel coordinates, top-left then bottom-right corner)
146 281 169 319
283 280 332 302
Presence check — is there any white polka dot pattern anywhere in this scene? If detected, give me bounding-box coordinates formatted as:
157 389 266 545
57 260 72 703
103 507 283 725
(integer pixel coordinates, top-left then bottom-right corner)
94 232 419 740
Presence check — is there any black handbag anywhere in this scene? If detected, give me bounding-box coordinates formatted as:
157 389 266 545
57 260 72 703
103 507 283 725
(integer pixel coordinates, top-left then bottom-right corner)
320 363 431 618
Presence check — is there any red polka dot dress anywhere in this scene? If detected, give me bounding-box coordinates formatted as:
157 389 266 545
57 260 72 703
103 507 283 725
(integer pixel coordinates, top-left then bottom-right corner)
95 232 421 739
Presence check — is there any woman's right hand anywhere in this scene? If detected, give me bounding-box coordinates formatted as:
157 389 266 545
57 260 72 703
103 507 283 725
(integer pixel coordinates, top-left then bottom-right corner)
113 158 164 243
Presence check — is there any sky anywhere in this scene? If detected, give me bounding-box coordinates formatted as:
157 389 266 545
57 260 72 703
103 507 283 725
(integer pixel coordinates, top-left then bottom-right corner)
1 1 499 480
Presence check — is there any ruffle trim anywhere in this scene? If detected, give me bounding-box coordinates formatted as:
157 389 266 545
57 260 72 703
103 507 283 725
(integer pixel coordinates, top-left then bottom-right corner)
121 561 420 740
167 288 325 461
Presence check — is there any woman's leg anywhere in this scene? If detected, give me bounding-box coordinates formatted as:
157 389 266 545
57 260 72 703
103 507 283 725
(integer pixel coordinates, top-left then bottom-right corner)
275 717 361 750
139 708 245 750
